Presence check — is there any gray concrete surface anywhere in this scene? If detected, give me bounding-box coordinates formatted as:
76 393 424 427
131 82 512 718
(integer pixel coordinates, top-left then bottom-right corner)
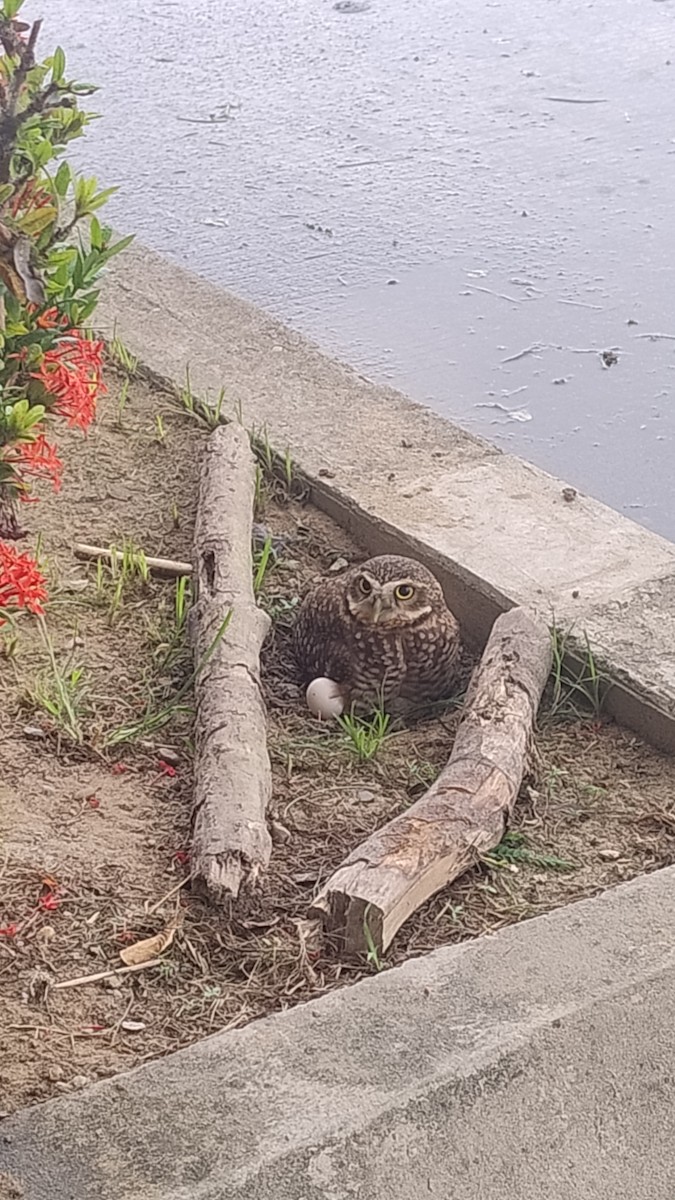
3 866 675 1199
97 243 675 746
37 0 675 540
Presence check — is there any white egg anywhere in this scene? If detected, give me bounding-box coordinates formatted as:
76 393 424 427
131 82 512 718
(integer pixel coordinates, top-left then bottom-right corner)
306 677 345 720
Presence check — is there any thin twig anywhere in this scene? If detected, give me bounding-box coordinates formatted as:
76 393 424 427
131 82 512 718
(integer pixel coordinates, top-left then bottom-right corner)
500 343 544 363
633 332 675 342
146 874 192 917
53 958 164 991
73 543 192 578
466 283 522 304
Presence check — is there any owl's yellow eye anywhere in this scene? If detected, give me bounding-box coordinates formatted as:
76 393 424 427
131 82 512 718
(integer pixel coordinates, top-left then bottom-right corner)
395 584 415 601
358 575 373 596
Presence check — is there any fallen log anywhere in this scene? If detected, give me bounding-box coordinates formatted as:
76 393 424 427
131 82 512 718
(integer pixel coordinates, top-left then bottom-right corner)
191 424 272 901
310 606 552 957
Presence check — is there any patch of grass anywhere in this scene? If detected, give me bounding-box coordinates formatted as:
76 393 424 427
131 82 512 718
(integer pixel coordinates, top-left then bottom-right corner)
154 412 166 444
116 375 130 425
339 706 391 762
30 619 87 744
549 627 606 719
253 536 276 596
250 424 306 505
95 540 151 622
363 904 384 971
483 830 575 873
174 575 191 634
177 367 228 430
104 610 231 747
108 334 138 376
406 757 440 788
253 463 267 514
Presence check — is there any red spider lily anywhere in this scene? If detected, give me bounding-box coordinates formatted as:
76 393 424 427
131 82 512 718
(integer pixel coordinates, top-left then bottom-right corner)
38 892 61 912
35 306 70 332
157 760 177 778
0 541 47 622
111 762 129 776
4 431 63 492
172 850 190 866
0 923 18 938
32 331 106 432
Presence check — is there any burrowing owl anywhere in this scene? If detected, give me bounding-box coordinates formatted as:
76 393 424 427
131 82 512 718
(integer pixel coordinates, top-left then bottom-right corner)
292 554 461 712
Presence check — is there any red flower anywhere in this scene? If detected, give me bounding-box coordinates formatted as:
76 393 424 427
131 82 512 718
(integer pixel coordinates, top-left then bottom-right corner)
35 306 69 331
0 541 47 623
4 432 63 492
32 330 106 432
172 850 190 866
0 923 18 938
111 762 129 776
38 892 61 912
157 760 177 778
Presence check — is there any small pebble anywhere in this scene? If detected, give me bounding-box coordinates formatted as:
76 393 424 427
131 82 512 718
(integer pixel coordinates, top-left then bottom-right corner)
70 1075 90 1090
599 848 620 861
47 1064 64 1082
562 487 577 502
23 725 46 740
156 746 180 767
328 557 349 573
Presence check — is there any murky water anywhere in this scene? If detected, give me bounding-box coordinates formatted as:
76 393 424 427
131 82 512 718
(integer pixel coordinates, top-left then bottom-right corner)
34 0 675 538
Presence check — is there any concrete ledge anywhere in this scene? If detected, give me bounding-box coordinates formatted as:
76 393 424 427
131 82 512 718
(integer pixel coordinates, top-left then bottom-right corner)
96 246 675 749
3 866 675 1199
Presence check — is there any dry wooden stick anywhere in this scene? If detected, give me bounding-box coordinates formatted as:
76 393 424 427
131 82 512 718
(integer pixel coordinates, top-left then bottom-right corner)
73 543 192 578
52 959 164 991
310 606 552 959
190 424 273 901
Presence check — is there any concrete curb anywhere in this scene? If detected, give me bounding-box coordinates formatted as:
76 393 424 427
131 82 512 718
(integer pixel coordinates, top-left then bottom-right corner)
96 244 675 748
3 866 675 1199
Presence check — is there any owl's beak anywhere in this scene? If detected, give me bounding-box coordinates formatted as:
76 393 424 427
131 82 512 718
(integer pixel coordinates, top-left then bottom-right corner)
370 593 395 623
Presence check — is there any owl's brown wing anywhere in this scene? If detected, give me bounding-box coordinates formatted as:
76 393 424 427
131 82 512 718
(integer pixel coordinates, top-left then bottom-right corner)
399 611 461 703
291 577 354 684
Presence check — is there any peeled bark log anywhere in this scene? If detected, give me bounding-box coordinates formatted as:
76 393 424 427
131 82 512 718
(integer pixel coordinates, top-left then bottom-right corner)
191 424 272 901
310 606 552 957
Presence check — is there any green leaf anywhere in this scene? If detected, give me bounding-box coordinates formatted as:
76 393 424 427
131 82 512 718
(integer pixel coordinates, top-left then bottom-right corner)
89 214 103 250
54 160 71 197
51 47 66 83
100 232 134 261
0 183 14 207
86 185 119 213
19 205 57 236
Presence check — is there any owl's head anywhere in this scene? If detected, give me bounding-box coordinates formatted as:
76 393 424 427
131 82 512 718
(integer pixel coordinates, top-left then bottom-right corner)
345 555 444 628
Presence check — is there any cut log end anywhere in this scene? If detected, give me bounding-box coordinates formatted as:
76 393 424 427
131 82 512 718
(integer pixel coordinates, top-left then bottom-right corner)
192 849 266 903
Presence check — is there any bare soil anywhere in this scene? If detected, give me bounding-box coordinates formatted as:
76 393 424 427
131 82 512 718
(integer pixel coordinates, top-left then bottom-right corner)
2 368 675 1116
